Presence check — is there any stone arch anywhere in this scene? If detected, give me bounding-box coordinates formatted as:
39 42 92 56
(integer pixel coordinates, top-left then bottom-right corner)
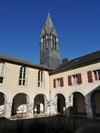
11 93 29 116
71 92 86 115
91 87 100 118
0 92 7 116
34 94 46 114
56 93 66 114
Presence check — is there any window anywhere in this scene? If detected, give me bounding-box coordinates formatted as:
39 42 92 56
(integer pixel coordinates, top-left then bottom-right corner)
50 35 52 39
87 69 100 83
18 67 27 86
56 37 58 42
41 38 43 43
50 35 57 50
38 70 44 87
72 75 78 85
53 77 64 88
68 73 82 86
43 36 46 50
0 63 5 83
46 35 48 39
42 36 49 50
51 41 54 49
93 70 100 81
53 35 57 50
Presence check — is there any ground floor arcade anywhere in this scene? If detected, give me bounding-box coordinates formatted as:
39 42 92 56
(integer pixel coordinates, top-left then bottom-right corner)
0 86 100 119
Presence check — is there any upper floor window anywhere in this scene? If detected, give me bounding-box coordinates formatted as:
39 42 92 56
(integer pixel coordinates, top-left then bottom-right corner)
53 77 64 88
38 70 44 87
87 69 100 83
68 73 82 86
18 67 27 86
0 63 5 83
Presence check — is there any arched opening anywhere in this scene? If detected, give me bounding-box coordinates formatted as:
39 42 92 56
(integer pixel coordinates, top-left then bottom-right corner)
12 93 27 116
57 94 65 114
72 92 86 116
91 90 100 117
0 92 5 116
34 94 45 114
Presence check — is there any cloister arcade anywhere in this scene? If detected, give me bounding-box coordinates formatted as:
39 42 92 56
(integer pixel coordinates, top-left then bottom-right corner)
0 87 100 119
0 92 5 115
72 92 86 116
56 93 66 114
91 89 100 118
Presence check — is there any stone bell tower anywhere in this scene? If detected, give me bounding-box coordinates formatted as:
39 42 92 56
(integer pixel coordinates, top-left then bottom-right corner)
40 14 61 70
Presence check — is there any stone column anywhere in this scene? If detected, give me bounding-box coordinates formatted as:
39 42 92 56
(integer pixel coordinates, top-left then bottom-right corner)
43 96 46 113
65 102 71 117
52 96 57 114
27 101 33 117
46 100 50 114
65 95 73 117
85 95 93 119
4 101 12 118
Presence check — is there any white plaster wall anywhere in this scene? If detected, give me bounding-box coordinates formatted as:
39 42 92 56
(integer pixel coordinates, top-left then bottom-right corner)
50 62 100 102
0 62 50 103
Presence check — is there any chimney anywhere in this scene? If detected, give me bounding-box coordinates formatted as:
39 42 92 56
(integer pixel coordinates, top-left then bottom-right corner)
62 58 68 63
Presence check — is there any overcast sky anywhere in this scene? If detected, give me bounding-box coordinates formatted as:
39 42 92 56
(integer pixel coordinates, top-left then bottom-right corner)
0 0 100 64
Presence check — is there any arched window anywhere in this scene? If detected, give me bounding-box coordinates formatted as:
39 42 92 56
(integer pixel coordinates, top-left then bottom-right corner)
38 70 44 87
18 66 27 86
0 63 5 83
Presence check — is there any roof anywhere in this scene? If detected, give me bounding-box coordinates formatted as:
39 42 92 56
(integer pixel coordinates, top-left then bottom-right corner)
51 50 100 74
0 50 99 73
41 14 58 37
0 54 49 70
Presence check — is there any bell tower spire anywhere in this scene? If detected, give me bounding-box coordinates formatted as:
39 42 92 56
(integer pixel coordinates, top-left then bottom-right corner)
40 14 61 69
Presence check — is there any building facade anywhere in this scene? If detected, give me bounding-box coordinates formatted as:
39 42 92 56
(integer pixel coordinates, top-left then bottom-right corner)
0 14 100 119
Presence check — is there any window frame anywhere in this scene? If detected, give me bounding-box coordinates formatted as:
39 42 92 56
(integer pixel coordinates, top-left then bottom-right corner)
18 66 27 86
53 77 64 88
37 70 44 88
68 73 82 86
87 69 100 83
0 62 5 84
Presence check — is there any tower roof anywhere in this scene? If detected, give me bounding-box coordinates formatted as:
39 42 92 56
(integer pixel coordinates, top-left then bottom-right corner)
41 14 58 37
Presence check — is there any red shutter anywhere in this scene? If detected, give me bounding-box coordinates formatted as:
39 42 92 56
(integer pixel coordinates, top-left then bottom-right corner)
77 73 82 84
53 79 56 88
87 71 93 83
60 77 64 87
68 75 72 86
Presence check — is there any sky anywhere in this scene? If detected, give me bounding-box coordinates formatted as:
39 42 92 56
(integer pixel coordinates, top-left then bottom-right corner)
0 0 100 64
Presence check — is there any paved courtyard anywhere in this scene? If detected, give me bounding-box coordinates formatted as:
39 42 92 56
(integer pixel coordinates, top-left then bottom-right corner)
0 115 100 133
